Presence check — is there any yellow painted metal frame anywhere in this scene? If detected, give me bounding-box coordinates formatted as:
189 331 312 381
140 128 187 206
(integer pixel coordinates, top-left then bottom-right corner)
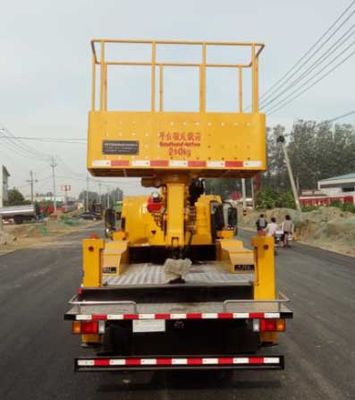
87 112 266 177
90 39 264 113
251 236 276 300
82 238 104 344
87 39 266 178
82 238 105 287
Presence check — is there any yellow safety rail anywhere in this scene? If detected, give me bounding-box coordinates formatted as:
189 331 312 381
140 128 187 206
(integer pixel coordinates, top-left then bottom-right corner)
90 39 264 113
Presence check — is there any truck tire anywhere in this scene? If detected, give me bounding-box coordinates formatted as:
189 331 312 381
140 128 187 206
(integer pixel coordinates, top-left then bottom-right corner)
14 215 24 224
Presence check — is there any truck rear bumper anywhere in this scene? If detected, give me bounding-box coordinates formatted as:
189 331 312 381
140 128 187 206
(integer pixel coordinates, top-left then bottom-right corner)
75 355 284 372
65 292 293 321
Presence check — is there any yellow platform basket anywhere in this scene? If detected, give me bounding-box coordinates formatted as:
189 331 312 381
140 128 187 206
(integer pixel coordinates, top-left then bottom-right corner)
87 39 266 178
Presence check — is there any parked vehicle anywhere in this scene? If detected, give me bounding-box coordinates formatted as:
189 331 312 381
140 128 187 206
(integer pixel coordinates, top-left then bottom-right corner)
79 211 102 221
0 204 36 224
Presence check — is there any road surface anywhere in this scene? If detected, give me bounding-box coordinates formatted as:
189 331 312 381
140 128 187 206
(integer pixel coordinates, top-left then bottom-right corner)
0 227 354 399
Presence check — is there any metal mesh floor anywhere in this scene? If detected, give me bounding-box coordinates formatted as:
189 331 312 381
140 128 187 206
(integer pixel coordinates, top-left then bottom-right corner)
104 263 254 286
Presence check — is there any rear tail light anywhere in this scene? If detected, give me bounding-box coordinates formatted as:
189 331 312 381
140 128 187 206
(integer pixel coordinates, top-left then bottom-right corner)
253 319 286 332
275 319 286 332
72 321 99 334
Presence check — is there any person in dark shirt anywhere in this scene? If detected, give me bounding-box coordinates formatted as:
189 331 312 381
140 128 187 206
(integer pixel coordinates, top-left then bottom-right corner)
256 214 267 232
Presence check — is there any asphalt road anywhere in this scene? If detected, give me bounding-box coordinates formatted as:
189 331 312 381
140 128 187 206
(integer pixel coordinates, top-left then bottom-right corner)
0 226 354 400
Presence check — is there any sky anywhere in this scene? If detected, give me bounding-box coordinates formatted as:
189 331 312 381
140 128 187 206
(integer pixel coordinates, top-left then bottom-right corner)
0 0 354 198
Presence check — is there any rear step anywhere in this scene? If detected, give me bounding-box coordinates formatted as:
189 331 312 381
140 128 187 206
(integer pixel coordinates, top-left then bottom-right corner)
76 355 284 371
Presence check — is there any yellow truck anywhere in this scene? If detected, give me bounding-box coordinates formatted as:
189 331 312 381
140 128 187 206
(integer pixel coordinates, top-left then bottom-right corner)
65 39 292 372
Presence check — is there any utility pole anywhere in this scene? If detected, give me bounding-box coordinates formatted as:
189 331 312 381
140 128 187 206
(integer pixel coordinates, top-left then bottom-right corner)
50 157 57 211
251 178 255 209
27 170 38 204
98 182 102 204
241 178 247 215
86 175 89 212
61 185 71 206
277 135 301 212
106 186 110 208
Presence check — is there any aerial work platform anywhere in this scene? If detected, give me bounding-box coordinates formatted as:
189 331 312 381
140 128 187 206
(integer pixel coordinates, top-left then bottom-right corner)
87 39 266 178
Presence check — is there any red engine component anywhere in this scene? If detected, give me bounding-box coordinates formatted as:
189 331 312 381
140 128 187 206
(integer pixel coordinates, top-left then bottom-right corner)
147 192 163 213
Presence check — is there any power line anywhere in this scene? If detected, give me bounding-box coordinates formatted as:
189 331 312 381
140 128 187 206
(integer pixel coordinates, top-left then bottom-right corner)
262 24 355 110
0 124 51 161
260 0 355 104
56 156 86 179
34 176 55 193
267 47 355 115
327 110 355 122
0 136 86 144
0 131 47 161
0 126 49 159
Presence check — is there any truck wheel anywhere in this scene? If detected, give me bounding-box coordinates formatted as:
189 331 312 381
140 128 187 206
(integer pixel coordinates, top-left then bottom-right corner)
14 216 24 224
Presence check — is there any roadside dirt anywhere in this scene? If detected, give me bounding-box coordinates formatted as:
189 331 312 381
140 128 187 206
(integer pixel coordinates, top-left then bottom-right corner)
239 207 355 257
0 219 101 254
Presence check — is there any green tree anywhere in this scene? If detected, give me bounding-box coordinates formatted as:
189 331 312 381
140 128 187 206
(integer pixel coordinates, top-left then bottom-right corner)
275 191 295 209
256 188 296 210
288 120 319 190
5 188 27 206
255 187 277 209
262 120 355 193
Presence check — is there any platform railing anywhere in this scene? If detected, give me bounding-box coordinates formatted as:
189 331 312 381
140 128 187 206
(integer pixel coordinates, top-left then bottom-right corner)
90 39 264 114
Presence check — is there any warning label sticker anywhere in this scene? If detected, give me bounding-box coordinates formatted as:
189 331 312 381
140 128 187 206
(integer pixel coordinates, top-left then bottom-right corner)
158 131 201 157
103 140 139 155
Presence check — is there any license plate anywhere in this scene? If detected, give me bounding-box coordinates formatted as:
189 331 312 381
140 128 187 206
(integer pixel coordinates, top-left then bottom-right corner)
132 320 166 333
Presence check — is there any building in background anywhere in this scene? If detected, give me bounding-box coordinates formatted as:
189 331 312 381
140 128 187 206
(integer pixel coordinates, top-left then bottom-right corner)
0 165 10 207
24 193 67 203
300 173 355 206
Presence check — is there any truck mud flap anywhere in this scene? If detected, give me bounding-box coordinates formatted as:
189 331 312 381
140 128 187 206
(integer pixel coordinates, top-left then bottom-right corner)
75 355 284 371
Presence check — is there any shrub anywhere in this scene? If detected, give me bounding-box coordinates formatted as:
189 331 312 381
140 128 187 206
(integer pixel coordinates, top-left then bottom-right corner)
302 205 318 212
256 188 296 210
341 203 355 213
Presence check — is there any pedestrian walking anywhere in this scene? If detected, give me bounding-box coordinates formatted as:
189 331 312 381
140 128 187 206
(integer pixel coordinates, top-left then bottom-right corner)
256 213 268 233
281 215 294 247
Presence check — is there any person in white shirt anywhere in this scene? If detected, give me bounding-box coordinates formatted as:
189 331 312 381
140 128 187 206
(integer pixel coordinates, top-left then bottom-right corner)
281 215 294 247
266 217 278 237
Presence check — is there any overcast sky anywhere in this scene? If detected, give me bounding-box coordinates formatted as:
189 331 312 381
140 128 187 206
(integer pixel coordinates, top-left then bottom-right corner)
0 0 354 197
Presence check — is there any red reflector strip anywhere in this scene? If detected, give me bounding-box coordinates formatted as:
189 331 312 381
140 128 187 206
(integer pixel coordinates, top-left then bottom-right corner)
225 160 243 167
218 357 234 365
250 313 265 319
126 358 141 366
188 161 207 167
111 160 129 167
186 313 202 319
76 312 282 321
155 313 171 319
94 359 110 366
77 356 281 368
249 357 264 364
218 312 234 319
187 358 203 365
123 314 139 320
151 160 169 167
156 358 172 365
97 160 260 169
92 314 107 321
